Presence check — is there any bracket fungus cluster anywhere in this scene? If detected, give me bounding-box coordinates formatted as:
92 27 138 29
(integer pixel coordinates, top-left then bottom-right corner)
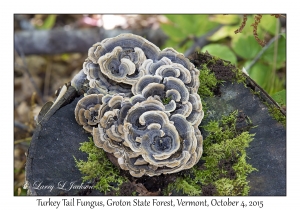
72 34 204 177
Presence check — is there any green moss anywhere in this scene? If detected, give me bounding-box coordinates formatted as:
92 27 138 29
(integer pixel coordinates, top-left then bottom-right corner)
201 100 208 116
164 111 257 196
266 103 286 127
234 67 247 84
222 60 230 66
74 137 127 194
198 58 247 98
250 89 286 127
163 177 201 196
198 66 219 97
164 57 256 195
162 96 172 105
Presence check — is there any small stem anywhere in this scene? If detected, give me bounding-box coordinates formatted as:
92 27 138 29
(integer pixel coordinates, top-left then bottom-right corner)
44 56 52 97
14 137 32 145
14 47 45 104
269 19 280 94
14 121 29 131
244 35 281 72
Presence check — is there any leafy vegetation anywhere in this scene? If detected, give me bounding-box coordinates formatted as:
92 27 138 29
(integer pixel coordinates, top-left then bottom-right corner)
160 14 286 104
160 15 219 52
202 44 237 64
271 89 286 106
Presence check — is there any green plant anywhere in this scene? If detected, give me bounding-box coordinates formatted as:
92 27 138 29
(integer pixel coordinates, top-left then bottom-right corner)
271 89 286 106
265 102 286 126
74 137 127 194
36 15 57 30
198 67 218 97
160 14 286 105
162 96 172 105
160 15 219 52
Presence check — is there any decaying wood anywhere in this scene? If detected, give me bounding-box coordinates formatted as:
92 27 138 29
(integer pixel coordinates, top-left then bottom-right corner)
14 28 168 55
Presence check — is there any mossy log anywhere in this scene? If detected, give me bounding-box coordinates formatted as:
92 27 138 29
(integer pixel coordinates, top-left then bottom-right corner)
25 52 286 196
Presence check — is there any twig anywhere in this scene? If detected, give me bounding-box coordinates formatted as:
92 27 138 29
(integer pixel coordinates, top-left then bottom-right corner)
29 92 38 131
269 19 280 93
244 34 282 72
14 137 32 145
14 121 29 131
14 47 45 104
44 57 52 97
184 25 223 57
17 188 22 196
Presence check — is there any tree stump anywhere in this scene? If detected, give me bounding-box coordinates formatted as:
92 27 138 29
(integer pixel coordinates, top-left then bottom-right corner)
25 53 286 196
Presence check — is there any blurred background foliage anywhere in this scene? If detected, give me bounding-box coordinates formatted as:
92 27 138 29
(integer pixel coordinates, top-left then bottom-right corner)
14 14 286 195
15 14 286 106
160 14 286 106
